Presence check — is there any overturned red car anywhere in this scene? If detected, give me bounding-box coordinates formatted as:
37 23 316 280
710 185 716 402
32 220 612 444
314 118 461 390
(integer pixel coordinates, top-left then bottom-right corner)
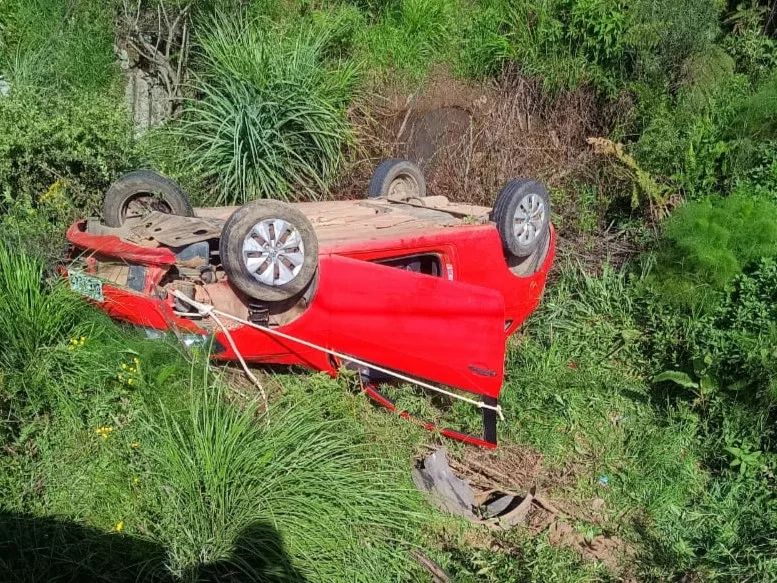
64 160 555 447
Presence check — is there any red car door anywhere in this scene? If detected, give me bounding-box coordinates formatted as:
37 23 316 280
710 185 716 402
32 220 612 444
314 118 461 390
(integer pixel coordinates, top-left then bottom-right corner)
314 254 506 399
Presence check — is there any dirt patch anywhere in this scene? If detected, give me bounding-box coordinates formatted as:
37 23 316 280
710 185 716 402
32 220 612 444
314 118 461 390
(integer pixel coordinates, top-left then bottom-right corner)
455 443 581 494
443 443 636 573
546 520 632 572
337 67 605 207
336 67 640 270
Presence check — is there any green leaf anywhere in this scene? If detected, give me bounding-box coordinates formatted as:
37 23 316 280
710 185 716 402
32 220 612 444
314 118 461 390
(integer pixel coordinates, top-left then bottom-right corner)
653 371 699 388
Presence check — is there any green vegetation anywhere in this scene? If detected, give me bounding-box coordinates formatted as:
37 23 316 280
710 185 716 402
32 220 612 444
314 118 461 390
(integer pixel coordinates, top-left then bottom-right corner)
176 13 357 204
2 0 777 580
0 246 428 581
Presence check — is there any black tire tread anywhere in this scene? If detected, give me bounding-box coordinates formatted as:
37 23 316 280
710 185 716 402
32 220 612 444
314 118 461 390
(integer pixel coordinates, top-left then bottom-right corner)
103 170 194 228
367 159 426 199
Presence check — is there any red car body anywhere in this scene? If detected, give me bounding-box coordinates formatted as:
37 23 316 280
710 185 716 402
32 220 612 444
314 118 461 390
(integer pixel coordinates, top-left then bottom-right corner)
65 200 555 447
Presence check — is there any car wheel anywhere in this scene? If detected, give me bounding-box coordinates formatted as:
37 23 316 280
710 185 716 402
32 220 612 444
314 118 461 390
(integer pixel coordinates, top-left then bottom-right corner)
103 170 194 228
220 200 319 303
492 179 551 258
367 159 426 200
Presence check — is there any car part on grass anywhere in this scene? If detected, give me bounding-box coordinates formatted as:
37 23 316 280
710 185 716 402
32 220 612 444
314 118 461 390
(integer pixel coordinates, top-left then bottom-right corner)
103 170 194 228
412 448 537 529
219 200 319 303
368 158 427 200
412 448 477 519
492 178 551 258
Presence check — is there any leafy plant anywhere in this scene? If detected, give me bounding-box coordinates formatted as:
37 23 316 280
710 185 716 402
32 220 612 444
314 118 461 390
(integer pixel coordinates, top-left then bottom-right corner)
0 89 135 215
649 194 777 306
176 13 357 204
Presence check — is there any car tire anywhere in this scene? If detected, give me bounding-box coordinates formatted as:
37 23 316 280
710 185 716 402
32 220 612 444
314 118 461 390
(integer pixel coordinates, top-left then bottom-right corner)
220 200 319 303
492 179 551 258
367 159 426 200
103 170 194 228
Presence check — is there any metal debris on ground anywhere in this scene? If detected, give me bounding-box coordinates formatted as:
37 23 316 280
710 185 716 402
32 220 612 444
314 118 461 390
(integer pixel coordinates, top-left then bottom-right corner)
412 448 539 529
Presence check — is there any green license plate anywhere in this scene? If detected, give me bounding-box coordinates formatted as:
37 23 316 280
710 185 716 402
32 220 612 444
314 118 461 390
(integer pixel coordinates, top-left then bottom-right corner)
68 269 104 302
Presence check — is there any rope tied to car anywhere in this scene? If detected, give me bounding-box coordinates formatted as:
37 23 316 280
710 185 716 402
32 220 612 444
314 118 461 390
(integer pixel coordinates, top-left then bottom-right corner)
169 289 505 421
173 294 269 414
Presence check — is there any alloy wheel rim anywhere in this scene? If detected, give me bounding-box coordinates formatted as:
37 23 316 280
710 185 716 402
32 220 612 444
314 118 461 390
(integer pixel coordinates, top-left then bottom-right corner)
513 193 545 245
242 218 305 286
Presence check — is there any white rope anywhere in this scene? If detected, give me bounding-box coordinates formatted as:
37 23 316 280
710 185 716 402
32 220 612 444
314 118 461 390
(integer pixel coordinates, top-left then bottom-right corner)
174 294 268 413
169 289 504 420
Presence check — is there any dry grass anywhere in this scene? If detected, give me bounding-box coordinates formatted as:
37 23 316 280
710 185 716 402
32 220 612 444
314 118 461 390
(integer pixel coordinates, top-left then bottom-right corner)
334 68 605 207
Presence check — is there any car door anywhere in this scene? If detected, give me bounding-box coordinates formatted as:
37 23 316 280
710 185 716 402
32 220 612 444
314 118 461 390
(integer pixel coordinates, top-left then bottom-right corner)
315 254 506 399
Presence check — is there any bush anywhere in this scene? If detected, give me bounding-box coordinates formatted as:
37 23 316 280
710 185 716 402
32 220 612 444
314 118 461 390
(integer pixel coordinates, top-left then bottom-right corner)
176 13 357 204
627 0 721 81
693 258 777 399
648 195 777 306
0 90 135 216
460 0 629 94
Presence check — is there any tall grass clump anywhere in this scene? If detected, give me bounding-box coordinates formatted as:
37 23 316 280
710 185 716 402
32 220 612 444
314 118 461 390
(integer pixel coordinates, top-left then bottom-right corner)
0 243 89 374
357 0 460 80
145 383 424 581
177 13 357 204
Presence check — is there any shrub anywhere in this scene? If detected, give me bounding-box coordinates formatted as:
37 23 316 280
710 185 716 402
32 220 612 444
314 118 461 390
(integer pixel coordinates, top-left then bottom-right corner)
176 13 357 204
460 0 629 94
648 195 777 306
627 0 721 81
0 90 135 216
693 258 777 399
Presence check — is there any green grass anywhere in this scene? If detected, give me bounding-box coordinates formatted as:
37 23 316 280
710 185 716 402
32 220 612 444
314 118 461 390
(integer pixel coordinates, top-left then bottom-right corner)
0 249 431 582
175 12 357 204
2 0 777 580
0 0 118 93
355 0 462 82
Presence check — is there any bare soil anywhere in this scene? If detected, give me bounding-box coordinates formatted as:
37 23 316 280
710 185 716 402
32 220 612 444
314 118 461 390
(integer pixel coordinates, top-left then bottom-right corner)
336 67 639 270
337 68 602 202
445 443 636 574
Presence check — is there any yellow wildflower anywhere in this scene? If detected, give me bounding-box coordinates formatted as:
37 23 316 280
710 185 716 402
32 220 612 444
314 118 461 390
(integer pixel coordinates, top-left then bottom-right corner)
130 441 140 448
94 426 114 440
127 378 134 385
121 363 127 370
114 521 124 533
131 476 140 485
132 357 140 365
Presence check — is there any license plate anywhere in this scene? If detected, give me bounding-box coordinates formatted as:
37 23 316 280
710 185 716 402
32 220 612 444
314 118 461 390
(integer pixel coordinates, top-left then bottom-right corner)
68 269 104 302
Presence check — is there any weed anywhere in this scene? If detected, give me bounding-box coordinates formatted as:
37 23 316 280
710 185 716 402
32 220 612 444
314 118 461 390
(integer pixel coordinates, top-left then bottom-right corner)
648 194 777 305
176 13 357 204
